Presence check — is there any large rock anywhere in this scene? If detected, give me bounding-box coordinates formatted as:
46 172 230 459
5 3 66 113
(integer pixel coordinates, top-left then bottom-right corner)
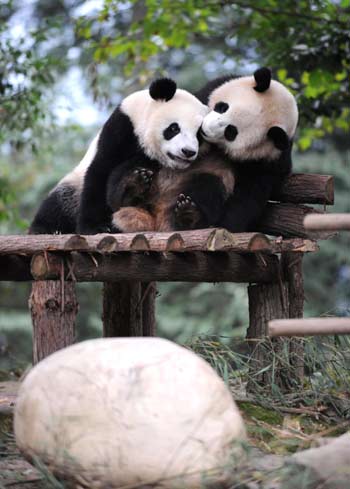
15 338 246 488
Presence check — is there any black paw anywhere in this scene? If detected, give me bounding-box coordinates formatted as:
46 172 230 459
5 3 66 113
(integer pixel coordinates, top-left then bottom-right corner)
133 168 154 191
174 194 202 230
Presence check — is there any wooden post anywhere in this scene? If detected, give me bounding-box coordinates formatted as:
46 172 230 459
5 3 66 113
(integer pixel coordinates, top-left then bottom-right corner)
102 282 143 337
247 277 290 391
282 253 305 384
141 282 157 336
29 280 78 364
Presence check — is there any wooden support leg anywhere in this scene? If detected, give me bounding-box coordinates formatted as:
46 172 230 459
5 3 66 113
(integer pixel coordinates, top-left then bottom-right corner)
281 253 305 384
29 280 78 364
102 282 143 337
141 282 157 336
247 279 290 391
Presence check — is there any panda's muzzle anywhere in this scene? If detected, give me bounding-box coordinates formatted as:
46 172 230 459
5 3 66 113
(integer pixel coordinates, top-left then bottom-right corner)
224 125 238 142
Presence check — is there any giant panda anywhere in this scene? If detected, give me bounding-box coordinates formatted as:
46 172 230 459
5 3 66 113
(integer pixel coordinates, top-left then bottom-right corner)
77 78 208 234
111 67 298 233
29 78 208 235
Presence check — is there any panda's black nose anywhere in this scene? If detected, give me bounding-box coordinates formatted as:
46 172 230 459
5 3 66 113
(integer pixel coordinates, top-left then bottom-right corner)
181 148 196 158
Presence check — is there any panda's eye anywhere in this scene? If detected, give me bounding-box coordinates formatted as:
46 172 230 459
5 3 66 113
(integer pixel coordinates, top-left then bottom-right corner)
163 122 180 140
214 102 229 114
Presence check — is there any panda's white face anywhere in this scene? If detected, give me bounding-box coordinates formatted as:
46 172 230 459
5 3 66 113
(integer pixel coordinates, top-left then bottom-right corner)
121 89 209 170
201 75 298 161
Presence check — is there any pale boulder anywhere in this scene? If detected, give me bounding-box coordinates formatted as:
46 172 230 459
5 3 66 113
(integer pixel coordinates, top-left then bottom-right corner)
15 337 246 488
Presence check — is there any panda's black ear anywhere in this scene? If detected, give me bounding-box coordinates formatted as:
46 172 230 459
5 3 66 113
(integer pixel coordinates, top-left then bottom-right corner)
254 67 271 93
149 78 177 101
267 126 290 151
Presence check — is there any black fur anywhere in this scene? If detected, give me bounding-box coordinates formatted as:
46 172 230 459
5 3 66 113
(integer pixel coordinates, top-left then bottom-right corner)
195 75 235 104
29 185 78 234
107 159 160 211
220 152 292 232
77 107 154 234
268 126 290 151
172 173 227 230
254 67 271 93
149 78 177 101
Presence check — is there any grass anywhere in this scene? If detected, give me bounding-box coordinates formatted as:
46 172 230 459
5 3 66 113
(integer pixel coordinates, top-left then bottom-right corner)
1 333 349 488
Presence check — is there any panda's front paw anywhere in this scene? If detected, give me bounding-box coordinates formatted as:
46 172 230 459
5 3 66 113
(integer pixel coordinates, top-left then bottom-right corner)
123 168 154 206
174 194 202 230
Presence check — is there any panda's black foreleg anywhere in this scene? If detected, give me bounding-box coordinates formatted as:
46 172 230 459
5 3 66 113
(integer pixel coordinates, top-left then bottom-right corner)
107 159 159 212
173 173 227 230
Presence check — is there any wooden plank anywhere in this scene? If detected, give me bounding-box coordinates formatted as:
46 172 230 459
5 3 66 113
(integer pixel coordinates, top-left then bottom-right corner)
304 213 350 231
273 173 334 205
0 231 318 255
30 251 280 283
269 318 350 337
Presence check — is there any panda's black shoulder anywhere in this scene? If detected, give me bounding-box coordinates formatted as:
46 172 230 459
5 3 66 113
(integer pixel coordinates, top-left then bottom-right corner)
195 75 237 104
97 105 141 160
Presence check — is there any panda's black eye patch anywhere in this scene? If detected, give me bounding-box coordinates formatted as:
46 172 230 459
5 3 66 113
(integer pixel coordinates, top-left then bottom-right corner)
163 122 180 140
214 102 229 114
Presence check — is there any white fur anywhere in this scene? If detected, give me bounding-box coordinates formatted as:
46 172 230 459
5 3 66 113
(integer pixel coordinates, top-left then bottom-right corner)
202 76 298 161
121 89 209 169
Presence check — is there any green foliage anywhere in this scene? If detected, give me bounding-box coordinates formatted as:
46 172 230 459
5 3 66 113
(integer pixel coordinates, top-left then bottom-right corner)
77 0 350 144
0 24 58 150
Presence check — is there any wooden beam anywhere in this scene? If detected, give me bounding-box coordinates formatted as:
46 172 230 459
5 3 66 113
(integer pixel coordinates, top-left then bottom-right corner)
257 203 335 239
273 173 334 205
30 251 279 283
304 213 350 231
0 231 318 255
269 318 350 337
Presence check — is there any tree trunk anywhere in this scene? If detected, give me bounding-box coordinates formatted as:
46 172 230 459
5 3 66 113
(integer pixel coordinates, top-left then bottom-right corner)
29 280 78 364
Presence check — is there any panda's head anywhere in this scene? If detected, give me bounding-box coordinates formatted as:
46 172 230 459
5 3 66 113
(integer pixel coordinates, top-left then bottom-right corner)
121 78 209 170
201 68 298 161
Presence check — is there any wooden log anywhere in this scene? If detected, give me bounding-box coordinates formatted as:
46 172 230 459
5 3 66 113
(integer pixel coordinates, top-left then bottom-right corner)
0 231 318 255
257 203 335 239
282 253 305 384
30 251 279 283
102 282 143 337
247 281 290 390
0 255 32 281
304 213 350 231
141 282 157 336
29 280 78 364
273 173 334 205
269 318 350 336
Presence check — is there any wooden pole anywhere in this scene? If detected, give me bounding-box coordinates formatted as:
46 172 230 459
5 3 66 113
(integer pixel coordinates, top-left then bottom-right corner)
102 282 143 337
257 203 335 239
29 280 78 364
0 231 318 255
273 173 334 205
269 318 350 336
304 213 350 231
247 279 290 390
31 251 279 284
281 253 305 384
141 282 157 336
